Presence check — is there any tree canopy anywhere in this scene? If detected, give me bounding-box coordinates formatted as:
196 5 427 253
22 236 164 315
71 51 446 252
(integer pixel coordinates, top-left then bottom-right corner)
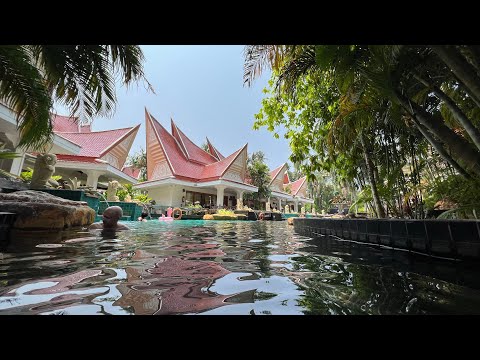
0 45 149 149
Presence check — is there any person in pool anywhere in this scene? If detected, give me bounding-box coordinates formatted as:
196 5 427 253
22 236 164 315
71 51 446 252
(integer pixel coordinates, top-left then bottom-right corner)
89 206 130 230
138 212 148 222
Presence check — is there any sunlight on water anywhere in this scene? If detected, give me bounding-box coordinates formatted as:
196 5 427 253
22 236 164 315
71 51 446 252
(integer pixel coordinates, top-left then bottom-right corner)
1 220 480 314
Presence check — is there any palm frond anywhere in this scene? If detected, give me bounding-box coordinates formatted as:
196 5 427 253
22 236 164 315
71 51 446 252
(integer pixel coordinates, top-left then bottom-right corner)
0 46 53 149
277 45 316 98
243 45 285 87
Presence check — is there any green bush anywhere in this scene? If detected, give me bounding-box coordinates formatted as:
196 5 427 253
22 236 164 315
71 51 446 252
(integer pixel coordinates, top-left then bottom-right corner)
216 209 235 216
424 175 480 210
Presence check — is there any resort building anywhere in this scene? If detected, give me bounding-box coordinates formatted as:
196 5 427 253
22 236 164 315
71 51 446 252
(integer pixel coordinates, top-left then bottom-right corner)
133 109 258 208
0 101 140 189
265 163 314 212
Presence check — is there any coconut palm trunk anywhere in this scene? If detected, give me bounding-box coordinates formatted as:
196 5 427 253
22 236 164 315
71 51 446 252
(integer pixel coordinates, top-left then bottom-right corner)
360 134 386 218
411 116 471 178
414 74 480 152
395 90 480 177
431 45 480 109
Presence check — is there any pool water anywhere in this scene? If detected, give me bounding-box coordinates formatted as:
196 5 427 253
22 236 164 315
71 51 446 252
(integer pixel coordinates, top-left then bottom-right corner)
1 220 480 315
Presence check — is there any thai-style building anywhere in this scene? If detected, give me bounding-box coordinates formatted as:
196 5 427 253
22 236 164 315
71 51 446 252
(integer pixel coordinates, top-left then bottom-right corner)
265 163 314 212
0 101 140 189
133 109 258 208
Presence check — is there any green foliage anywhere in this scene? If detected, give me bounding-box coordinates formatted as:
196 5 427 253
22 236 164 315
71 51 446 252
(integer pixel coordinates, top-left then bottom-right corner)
126 148 147 182
186 203 202 209
424 174 480 210
116 183 141 201
201 142 210 153
0 45 148 149
20 167 34 181
243 151 271 208
133 194 152 204
217 209 235 216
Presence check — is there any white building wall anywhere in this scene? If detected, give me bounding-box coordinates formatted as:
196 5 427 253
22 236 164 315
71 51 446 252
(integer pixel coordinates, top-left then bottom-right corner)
145 184 240 207
147 187 172 206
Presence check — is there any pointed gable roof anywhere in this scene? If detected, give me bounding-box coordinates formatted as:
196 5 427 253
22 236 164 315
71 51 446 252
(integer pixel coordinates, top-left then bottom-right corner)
170 119 218 165
145 109 251 184
147 111 204 180
122 165 141 179
57 125 140 158
206 137 225 161
283 172 290 184
269 163 287 185
289 176 307 196
201 144 247 181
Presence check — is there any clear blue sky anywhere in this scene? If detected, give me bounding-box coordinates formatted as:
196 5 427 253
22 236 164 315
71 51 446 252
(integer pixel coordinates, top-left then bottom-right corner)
55 45 291 171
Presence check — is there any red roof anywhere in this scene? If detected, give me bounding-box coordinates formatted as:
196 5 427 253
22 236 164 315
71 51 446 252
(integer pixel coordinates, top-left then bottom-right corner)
283 172 290 184
171 119 218 164
122 165 141 179
289 176 307 196
269 163 287 185
147 111 249 184
200 145 246 181
206 137 225 161
52 113 91 133
55 154 108 164
57 127 136 157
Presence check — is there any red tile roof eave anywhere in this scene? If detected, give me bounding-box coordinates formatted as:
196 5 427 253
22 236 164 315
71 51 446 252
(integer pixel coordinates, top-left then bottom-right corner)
99 124 140 157
219 144 248 178
171 119 189 159
206 137 225 161
269 163 287 185
147 111 176 175
172 120 217 164
54 133 82 148
291 177 307 196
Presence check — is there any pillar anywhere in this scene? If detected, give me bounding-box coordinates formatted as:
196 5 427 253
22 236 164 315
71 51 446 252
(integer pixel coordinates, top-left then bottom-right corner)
86 170 102 190
9 151 26 176
216 185 226 207
236 190 244 210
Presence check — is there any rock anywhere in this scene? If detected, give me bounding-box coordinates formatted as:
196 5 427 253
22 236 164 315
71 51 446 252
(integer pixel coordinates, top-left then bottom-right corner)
0 190 95 230
0 177 28 191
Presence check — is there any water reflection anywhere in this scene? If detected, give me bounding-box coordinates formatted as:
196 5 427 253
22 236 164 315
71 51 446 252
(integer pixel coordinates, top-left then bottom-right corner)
1 221 480 314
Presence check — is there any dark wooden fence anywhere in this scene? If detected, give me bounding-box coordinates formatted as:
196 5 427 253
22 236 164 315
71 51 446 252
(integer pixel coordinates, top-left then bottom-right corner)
293 218 480 260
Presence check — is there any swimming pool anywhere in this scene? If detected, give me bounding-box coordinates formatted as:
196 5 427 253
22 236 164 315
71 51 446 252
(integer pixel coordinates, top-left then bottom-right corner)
1 220 480 314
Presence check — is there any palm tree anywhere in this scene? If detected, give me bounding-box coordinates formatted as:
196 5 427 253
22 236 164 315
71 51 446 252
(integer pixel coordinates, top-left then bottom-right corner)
0 45 149 149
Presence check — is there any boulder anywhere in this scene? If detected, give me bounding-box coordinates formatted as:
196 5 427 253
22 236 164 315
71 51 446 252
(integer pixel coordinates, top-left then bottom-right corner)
0 190 95 230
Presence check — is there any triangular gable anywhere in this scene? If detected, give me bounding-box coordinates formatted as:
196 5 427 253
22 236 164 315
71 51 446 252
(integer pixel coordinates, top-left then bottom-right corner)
100 125 140 169
283 172 290 184
146 110 174 180
200 145 245 181
269 163 288 192
170 118 189 159
206 137 225 161
220 144 248 183
173 121 218 165
58 127 137 158
290 176 307 197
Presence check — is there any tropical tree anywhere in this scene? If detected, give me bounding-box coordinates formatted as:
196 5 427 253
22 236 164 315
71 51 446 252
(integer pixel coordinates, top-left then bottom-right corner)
244 45 480 217
243 151 271 209
201 141 210 153
126 148 147 182
0 45 149 149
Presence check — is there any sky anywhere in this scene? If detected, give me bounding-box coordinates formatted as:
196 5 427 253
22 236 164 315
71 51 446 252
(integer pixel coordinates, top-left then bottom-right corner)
54 45 291 171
